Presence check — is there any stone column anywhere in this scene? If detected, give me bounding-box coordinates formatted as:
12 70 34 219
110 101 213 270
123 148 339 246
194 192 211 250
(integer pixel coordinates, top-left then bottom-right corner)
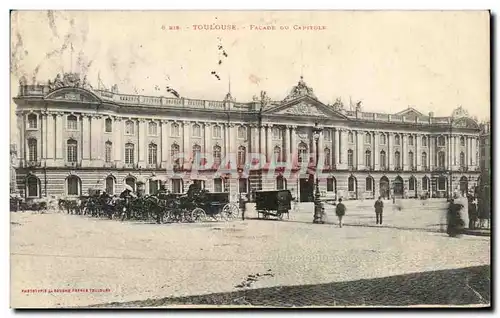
471 137 477 167
416 134 420 170
291 126 297 164
388 133 394 170
401 134 407 171
183 122 190 166
284 125 291 162
374 132 379 170
454 136 459 167
464 136 469 168
334 128 340 165
340 129 348 168
224 124 229 158
55 113 64 163
260 125 266 161
16 112 25 164
46 113 55 161
204 123 211 154
161 120 169 168
81 115 91 166
356 130 362 169
41 112 47 161
113 117 122 167
266 124 273 163
230 124 236 160
137 119 146 167
318 129 324 166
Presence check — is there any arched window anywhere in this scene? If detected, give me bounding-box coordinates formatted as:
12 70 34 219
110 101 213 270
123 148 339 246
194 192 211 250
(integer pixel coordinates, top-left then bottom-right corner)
237 146 246 166
237 126 246 139
348 176 356 192
28 138 37 162
191 123 201 137
365 150 372 167
274 146 282 163
125 143 135 165
212 125 221 138
238 178 248 193
380 151 386 169
125 120 135 135
422 152 428 169
67 115 78 130
171 179 183 193
348 131 354 143
395 134 401 146
149 179 159 195
324 147 331 166
67 175 81 196
364 132 371 144
409 176 416 191
422 136 427 147
105 141 112 163
394 151 401 169
438 176 447 191
67 139 78 163
408 135 414 146
171 123 180 136
365 176 374 192
298 143 308 164
192 144 202 164
272 127 282 140
438 136 445 146
347 149 354 168
326 177 336 192
460 136 465 147
105 176 115 195
125 177 136 192
214 178 223 192
148 143 157 165
213 145 222 165
438 151 446 168
422 176 430 191
276 175 286 190
408 151 414 169
380 134 386 145
148 122 158 136
171 143 180 165
460 152 465 167
26 175 39 198
105 118 112 133
27 114 37 129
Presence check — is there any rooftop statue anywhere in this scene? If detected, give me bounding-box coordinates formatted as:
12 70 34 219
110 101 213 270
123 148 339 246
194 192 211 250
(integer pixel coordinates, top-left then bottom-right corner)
283 76 317 102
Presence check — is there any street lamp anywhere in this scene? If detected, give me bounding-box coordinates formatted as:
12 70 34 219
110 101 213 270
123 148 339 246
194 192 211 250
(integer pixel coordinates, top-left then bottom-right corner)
312 123 324 224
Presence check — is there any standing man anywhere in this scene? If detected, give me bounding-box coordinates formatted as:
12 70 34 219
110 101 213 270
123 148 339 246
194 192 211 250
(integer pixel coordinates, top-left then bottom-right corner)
468 194 478 230
335 198 346 228
374 196 384 225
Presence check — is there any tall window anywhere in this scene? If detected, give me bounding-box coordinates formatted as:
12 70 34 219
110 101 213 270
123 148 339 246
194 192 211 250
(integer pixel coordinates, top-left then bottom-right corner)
409 177 416 191
365 150 372 167
298 143 308 164
274 146 282 162
366 176 373 192
105 141 112 163
422 177 429 191
460 136 465 147
171 144 180 165
272 127 281 140
27 114 37 129
148 122 158 136
380 134 386 145
347 149 354 168
191 124 201 137
214 178 223 192
408 151 414 169
172 179 182 193
125 120 135 135
348 132 354 143
438 136 445 146
394 151 401 169
105 176 114 195
324 130 332 141
26 176 39 197
422 136 427 147
324 147 331 166
105 118 112 133
364 133 371 144
276 176 286 190
327 178 335 192
67 115 78 130
125 177 136 192
239 178 248 193
237 126 246 139
67 139 78 163
213 145 222 165
212 125 222 138
408 135 414 146
348 176 356 192
438 176 447 191
438 151 445 168
67 175 80 196
171 123 180 136
237 146 246 166
422 152 428 169
395 134 401 146
380 150 386 169
149 179 159 195
28 138 37 162
192 144 202 164
460 152 465 167
125 143 135 165
148 143 157 165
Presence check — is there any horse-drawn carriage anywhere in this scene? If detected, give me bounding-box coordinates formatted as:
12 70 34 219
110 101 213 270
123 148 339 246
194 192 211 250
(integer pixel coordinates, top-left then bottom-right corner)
190 191 240 222
255 189 293 220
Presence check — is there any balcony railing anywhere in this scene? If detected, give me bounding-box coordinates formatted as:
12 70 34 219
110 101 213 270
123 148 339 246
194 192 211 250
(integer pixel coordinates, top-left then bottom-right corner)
146 163 159 169
64 161 81 168
25 161 42 168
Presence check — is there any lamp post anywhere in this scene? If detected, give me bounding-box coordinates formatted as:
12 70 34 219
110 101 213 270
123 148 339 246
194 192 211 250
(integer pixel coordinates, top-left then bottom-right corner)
312 123 323 224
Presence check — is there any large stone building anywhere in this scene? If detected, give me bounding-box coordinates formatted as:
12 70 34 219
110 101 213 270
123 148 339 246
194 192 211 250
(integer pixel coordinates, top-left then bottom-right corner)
479 121 491 190
13 73 482 202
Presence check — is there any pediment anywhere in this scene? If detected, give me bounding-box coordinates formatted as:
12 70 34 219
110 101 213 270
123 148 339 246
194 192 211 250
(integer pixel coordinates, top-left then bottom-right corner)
395 107 424 118
453 117 479 129
264 96 348 120
44 87 102 104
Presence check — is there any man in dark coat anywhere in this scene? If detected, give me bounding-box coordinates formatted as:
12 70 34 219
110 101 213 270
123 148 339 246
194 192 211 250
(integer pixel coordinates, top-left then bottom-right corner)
374 196 384 225
447 199 465 237
468 195 478 230
335 198 346 228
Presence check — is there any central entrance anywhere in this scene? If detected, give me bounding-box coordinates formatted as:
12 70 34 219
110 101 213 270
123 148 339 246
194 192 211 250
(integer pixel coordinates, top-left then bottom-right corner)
299 174 314 202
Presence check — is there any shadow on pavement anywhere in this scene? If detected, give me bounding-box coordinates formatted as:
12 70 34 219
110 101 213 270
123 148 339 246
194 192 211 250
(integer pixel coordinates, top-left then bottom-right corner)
92 265 490 308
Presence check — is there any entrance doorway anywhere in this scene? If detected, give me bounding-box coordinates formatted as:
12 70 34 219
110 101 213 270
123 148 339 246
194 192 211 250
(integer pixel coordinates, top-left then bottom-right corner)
379 176 390 199
393 176 404 196
459 176 468 196
299 174 314 202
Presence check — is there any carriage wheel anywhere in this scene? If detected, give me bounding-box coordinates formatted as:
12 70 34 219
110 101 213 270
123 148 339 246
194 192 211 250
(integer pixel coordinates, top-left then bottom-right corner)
191 208 206 223
222 203 239 220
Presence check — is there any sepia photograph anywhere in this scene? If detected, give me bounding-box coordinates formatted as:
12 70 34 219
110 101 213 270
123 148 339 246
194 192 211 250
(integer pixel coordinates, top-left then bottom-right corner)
9 10 491 308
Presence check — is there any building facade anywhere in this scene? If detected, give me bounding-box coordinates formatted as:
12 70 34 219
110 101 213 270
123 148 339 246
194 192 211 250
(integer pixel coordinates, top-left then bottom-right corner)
13 73 482 202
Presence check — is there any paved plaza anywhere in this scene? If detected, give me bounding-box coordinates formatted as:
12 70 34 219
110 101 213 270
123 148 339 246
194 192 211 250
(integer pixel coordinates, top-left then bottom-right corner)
10 199 490 308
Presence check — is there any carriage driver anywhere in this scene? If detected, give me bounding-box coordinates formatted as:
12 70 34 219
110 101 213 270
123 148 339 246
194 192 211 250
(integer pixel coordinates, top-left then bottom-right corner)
120 186 135 220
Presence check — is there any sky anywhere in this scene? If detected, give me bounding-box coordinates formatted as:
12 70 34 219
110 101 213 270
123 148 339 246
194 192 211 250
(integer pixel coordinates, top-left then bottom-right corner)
10 11 490 138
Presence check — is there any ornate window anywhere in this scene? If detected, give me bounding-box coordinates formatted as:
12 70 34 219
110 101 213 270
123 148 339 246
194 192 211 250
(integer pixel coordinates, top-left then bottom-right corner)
213 145 222 166
125 120 135 135
272 127 282 140
422 136 427 147
364 132 371 144
125 143 135 165
237 146 246 166
212 125 222 138
348 176 356 192
66 175 81 196
438 151 446 168
460 136 465 147
380 151 386 169
298 142 308 164
394 151 401 169
409 177 416 191
105 176 115 195
324 147 331 166
192 144 202 164
27 114 38 129
26 176 39 198
324 130 332 141
347 149 353 168
28 138 37 162
105 118 112 133
327 178 335 192
460 152 465 167
438 136 445 147
148 122 158 136
214 178 223 192
366 176 374 192
408 151 414 169
171 144 180 165
380 133 386 145
191 123 201 137
171 123 180 137
408 135 413 146
105 141 112 163
148 143 157 165
395 134 401 146
348 131 354 143
365 150 372 167
422 152 428 169
274 146 282 163
237 126 246 139
422 177 429 191
67 139 78 163
67 115 78 130
438 176 447 191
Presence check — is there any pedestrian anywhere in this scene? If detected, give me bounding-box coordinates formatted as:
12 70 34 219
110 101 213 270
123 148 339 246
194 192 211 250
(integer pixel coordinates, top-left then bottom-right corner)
335 198 346 228
374 196 384 225
468 195 478 230
446 199 465 237
240 193 248 221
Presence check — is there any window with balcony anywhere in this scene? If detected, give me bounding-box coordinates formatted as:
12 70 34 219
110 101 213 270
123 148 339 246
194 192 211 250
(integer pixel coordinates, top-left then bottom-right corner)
380 150 386 169
28 138 37 162
67 115 78 130
237 126 246 139
237 146 246 166
105 118 112 133
394 151 401 169
192 144 201 164
298 142 308 164
460 136 465 147
213 145 222 166
125 120 135 135
365 150 371 168
324 147 331 166
27 114 38 129
212 125 222 138
438 151 445 168
171 123 180 137
148 143 157 165
105 141 112 163
171 143 180 165
347 149 353 168
274 146 282 163
148 122 158 136
125 143 135 165
67 139 78 163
